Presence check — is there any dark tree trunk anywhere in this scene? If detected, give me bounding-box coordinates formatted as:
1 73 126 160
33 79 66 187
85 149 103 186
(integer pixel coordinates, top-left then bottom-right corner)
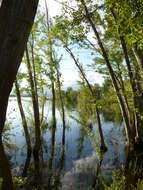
80 0 131 145
26 47 41 153
0 144 14 190
56 68 66 145
111 8 143 146
44 0 56 130
47 126 56 189
120 37 143 144
15 78 32 151
40 87 45 125
115 63 131 126
22 149 32 177
30 34 39 109
0 0 39 141
51 80 56 129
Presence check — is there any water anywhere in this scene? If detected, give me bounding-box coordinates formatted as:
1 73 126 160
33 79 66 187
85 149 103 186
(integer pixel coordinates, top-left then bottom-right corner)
2 98 127 189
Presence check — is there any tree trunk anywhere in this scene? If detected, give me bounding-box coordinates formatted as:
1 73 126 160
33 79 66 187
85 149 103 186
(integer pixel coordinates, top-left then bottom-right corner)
30 34 39 110
80 0 131 145
0 144 14 190
115 63 131 127
120 37 143 144
15 78 32 151
22 149 31 177
0 0 39 141
26 46 41 153
65 45 107 152
44 0 56 130
132 46 143 71
56 68 66 145
40 87 45 125
111 8 143 146
51 80 56 129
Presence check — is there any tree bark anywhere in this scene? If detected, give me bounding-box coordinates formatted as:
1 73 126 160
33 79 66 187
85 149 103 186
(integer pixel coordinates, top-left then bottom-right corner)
15 78 32 151
51 80 56 129
56 68 66 145
26 46 41 153
0 0 39 141
0 144 14 190
132 46 143 71
80 0 131 145
44 0 56 130
111 8 143 145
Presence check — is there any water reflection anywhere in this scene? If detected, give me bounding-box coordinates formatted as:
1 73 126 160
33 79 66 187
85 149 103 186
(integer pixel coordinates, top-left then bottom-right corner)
3 98 143 189
77 127 86 159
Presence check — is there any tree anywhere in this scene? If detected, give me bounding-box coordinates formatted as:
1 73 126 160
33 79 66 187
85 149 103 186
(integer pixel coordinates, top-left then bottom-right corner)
15 77 32 152
0 0 39 142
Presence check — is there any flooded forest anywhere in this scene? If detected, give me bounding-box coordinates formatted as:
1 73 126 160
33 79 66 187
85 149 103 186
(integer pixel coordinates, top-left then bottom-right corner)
0 0 143 190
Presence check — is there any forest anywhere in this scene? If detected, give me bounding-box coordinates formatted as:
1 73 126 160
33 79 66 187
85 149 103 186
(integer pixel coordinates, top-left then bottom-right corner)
0 0 143 189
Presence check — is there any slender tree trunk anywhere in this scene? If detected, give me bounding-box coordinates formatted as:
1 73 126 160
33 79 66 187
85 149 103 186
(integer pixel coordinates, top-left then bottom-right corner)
115 64 131 127
65 46 107 151
40 87 45 125
132 46 143 71
26 46 41 153
33 150 40 189
0 0 39 141
56 68 66 145
22 150 31 177
120 37 143 143
51 80 56 129
111 8 143 146
44 0 56 130
80 0 131 145
15 78 32 151
31 34 39 109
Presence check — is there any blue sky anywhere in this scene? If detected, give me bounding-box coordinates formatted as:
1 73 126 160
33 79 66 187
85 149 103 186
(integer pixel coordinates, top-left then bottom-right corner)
38 0 104 88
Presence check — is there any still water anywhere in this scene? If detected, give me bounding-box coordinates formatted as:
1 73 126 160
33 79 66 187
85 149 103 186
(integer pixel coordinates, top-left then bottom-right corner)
2 98 126 190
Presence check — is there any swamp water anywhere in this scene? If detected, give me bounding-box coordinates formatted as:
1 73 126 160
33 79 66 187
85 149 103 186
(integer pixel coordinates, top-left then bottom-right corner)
1 97 142 190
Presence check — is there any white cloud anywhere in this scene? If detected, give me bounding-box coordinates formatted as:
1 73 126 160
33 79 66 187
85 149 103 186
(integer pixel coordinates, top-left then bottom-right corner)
38 0 104 88
39 0 65 17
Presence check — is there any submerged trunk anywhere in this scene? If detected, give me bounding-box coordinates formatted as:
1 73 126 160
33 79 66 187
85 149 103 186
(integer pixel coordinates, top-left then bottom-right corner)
22 149 32 177
56 69 66 145
80 0 131 145
15 78 32 151
65 46 107 152
51 80 56 129
47 124 56 188
0 0 39 141
26 47 41 153
40 87 45 125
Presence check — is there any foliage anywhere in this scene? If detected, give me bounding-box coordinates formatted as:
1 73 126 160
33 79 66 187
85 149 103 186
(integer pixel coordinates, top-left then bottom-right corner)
104 171 143 190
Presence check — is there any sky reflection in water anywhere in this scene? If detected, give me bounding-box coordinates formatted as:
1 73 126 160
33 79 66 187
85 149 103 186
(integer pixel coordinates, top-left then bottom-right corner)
1 98 126 190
